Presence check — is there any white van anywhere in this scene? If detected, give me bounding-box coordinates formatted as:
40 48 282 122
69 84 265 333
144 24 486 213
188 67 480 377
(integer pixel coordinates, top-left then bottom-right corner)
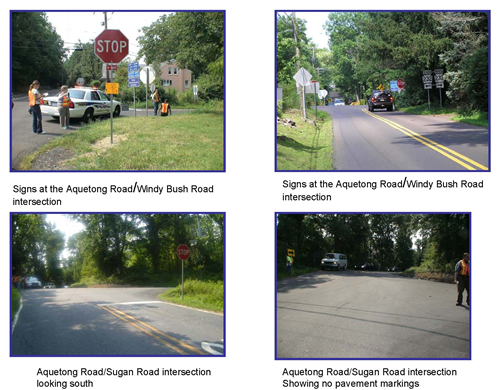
321 253 348 271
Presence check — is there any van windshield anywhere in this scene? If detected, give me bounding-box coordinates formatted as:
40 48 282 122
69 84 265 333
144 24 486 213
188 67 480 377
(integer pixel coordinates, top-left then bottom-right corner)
325 253 335 259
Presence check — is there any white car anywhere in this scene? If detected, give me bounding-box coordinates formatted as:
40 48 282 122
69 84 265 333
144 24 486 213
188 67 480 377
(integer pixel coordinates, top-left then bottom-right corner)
321 253 348 271
44 282 56 289
40 87 121 122
334 99 345 106
26 277 42 288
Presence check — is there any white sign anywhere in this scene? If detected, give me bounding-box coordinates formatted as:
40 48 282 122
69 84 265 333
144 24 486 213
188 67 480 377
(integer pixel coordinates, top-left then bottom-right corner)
140 66 156 84
76 78 85 86
293 67 312 87
319 89 328 99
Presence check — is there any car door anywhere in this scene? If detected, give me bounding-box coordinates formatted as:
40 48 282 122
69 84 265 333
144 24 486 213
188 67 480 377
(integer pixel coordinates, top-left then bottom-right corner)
97 91 112 115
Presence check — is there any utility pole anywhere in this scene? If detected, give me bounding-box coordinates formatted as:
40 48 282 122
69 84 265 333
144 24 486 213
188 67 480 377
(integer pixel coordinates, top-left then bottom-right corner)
291 13 305 116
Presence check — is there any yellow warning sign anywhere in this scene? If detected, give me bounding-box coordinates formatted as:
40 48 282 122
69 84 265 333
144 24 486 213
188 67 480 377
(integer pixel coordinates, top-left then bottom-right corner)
287 249 295 257
377 84 384 91
106 83 119 95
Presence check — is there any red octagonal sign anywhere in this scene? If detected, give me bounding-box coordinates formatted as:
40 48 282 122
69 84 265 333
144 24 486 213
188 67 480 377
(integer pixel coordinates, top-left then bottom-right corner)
94 29 129 64
177 244 190 261
397 78 406 90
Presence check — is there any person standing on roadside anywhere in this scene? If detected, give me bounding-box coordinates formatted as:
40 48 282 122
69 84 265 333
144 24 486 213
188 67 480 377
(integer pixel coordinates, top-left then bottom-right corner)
28 80 44 134
57 85 72 130
153 88 160 116
455 253 470 306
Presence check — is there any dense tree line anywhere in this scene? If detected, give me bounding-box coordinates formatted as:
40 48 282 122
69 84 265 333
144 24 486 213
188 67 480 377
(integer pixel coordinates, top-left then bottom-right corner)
324 12 488 111
277 213 469 272
11 12 66 91
12 214 224 286
277 12 488 112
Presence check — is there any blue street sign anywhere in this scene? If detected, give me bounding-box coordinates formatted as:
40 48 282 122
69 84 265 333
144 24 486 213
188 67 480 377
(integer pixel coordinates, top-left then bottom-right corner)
390 80 399 92
128 71 140 78
128 78 140 83
128 62 139 72
129 81 140 87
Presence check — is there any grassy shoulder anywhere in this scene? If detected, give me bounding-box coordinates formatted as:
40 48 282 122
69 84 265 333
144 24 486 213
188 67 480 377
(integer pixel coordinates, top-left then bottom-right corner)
20 110 224 171
12 288 21 322
403 264 455 284
277 108 333 170
158 279 223 313
397 104 488 128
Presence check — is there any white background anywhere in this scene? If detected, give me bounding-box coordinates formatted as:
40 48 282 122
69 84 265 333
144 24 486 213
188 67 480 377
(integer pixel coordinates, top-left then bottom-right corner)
3 1 499 389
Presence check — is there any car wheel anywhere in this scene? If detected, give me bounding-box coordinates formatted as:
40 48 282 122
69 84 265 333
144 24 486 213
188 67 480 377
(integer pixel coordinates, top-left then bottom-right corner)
387 104 394 112
113 106 121 117
82 108 94 123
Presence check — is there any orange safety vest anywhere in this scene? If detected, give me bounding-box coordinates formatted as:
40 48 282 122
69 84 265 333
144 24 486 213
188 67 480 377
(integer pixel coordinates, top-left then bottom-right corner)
460 260 469 276
28 89 36 106
61 94 70 107
161 103 170 114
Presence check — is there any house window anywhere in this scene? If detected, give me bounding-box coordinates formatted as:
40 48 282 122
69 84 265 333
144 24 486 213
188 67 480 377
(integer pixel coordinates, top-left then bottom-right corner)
185 80 189 88
174 68 178 75
168 67 172 75
163 80 172 87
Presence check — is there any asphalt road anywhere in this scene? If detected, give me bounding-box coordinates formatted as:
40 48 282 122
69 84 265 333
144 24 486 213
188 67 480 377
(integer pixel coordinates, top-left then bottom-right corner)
11 90 188 170
12 287 224 356
320 105 489 171
277 271 470 359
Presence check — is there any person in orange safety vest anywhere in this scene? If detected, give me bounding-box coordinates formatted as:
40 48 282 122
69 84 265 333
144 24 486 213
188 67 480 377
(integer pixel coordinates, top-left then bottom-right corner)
28 80 44 134
160 99 172 117
454 253 470 306
57 85 72 130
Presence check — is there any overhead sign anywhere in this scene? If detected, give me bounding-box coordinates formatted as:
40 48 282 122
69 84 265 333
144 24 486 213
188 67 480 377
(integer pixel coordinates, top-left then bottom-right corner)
397 78 406 90
105 83 119 95
177 244 190 261
94 29 129 64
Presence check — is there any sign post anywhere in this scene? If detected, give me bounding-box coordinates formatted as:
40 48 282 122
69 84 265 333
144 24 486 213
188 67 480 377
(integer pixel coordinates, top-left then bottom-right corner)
293 67 312 120
434 69 444 107
140 66 155 117
312 81 318 120
94 29 129 144
128 62 140 117
422 70 433 110
177 244 190 301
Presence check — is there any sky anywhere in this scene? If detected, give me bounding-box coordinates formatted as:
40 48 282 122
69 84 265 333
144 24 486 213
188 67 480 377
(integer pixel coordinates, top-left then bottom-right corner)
45 11 170 61
294 12 331 50
45 214 84 260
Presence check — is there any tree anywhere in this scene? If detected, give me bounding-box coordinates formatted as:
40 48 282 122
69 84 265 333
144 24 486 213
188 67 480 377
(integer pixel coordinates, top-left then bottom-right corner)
11 12 66 90
137 12 224 101
64 42 103 86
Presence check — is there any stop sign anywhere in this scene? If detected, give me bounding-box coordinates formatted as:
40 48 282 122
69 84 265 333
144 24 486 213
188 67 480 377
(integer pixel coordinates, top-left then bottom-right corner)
397 78 406 89
94 29 129 63
177 244 190 261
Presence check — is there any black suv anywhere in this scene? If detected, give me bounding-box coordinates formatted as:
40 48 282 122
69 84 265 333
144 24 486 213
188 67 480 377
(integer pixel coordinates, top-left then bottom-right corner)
368 90 395 112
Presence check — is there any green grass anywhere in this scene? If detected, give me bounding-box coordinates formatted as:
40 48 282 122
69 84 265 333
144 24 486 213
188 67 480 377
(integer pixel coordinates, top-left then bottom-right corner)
20 111 224 171
397 104 488 127
158 279 223 313
277 108 333 170
12 288 21 322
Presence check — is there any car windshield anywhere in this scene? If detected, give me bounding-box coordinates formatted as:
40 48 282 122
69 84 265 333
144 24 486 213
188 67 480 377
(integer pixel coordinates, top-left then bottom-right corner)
325 253 335 259
335 99 343 103
69 89 86 99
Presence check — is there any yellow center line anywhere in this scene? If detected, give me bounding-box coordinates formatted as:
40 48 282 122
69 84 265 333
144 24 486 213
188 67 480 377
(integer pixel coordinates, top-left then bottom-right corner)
98 305 205 355
361 109 488 170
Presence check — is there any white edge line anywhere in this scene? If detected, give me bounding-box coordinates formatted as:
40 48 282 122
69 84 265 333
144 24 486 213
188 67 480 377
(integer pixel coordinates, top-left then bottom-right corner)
12 292 23 335
98 300 223 316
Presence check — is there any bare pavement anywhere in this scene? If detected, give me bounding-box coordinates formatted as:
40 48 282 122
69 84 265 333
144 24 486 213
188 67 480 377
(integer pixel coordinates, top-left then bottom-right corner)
320 105 488 171
12 287 224 356
277 271 469 359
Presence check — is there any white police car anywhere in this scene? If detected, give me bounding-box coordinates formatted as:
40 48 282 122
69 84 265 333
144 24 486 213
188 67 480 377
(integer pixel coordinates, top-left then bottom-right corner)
40 87 121 122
